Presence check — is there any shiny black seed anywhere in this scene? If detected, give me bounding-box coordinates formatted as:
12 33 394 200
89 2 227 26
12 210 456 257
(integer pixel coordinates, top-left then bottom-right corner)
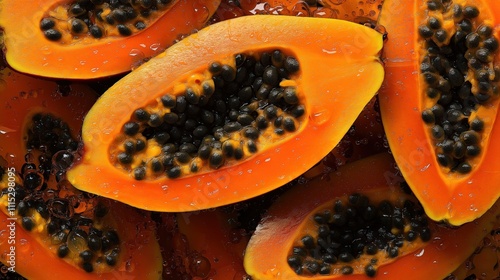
70 19 86 34
456 162 472 174
185 88 199 105
136 139 146 152
284 56 300 73
430 104 444 120
484 37 499 52
431 125 444 140
256 84 272 100
134 166 146 180
105 250 119 266
341 266 354 275
421 109 435 124
287 255 302 268
80 250 94 263
117 151 132 164
406 230 418 241
477 25 493 37
452 4 462 18
301 235 315 249
466 145 481 157
135 21 146 30
434 29 448 43
124 122 140 135
44 29 62 41
274 116 282 127
167 166 181 178
263 66 279 86
365 264 377 277
70 3 86 16
388 247 399 258
275 128 285 135
150 158 163 173
148 113 162 127
453 141 466 158
283 117 296 132
426 88 439 98
460 131 480 145
238 87 253 103
459 19 473 32
305 260 320 274
418 25 433 38
256 115 269 130
420 227 432 241
117 24 132 36
447 68 464 87
222 141 234 157
198 145 211 160
209 150 224 169
423 72 438 85
89 25 103 38
209 62 222 74
338 252 354 262
247 140 257 153
268 88 283 104
161 94 176 108
133 108 150 122
82 262 93 273
476 48 491 63
440 139 454 154
243 127 260 140
223 122 241 133
428 17 441 29
264 105 278 120
470 118 484 131
283 88 299 104
463 6 479 18
40 18 55 30
437 153 452 167
57 244 69 258
221 65 236 81
21 217 34 231
237 114 254 126
154 132 170 145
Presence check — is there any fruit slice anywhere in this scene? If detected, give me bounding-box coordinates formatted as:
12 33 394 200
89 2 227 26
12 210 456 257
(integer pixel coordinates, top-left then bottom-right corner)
244 153 500 279
0 0 221 79
379 0 500 225
67 15 384 211
0 68 162 279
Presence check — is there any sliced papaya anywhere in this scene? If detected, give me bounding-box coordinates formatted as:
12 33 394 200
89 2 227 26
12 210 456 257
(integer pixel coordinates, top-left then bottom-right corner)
379 0 500 225
244 153 500 279
0 68 162 278
176 210 249 279
0 0 221 79
67 15 384 211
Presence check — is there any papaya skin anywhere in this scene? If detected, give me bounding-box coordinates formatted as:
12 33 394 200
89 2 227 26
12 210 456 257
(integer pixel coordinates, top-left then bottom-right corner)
67 15 384 212
244 153 500 279
378 0 500 225
0 0 221 79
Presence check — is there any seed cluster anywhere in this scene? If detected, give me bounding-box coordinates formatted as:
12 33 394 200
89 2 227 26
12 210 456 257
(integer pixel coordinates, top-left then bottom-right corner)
113 49 304 180
0 113 122 273
40 0 174 41
287 194 431 277
418 0 499 173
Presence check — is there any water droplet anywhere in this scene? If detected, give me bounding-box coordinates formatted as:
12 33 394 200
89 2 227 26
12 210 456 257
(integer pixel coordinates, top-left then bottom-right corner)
414 248 425 257
420 164 430 171
150 43 161 51
91 67 99 73
311 109 330 125
129 48 144 57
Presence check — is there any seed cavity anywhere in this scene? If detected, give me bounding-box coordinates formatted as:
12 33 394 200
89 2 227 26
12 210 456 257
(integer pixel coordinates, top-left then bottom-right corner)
111 49 305 180
418 1 499 174
287 193 432 277
40 0 176 42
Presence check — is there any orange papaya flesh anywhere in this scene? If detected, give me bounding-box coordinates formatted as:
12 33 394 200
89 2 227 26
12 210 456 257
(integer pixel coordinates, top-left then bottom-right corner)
379 0 500 225
0 0 221 79
0 69 162 278
176 210 249 279
244 153 500 279
67 15 384 212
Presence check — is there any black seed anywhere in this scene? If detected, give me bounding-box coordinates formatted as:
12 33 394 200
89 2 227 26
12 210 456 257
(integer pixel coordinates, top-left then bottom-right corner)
470 118 484 131
148 113 162 127
305 260 320 274
21 217 34 231
135 21 146 30
117 24 132 36
459 19 473 32
223 122 242 133
105 250 119 266
301 235 315 249
167 166 181 178
70 19 86 34
428 17 441 29
421 109 435 124
388 247 399 258
365 264 377 277
452 4 462 18
247 140 257 153
264 105 278 120
160 94 176 108
420 227 432 241
283 87 299 104
456 162 472 173
341 266 354 275
238 87 253 103
339 252 354 262
221 65 236 81
283 117 296 132
284 56 300 74
447 68 464 87
209 150 224 169
287 255 302 268
80 250 94 263
136 139 146 151
243 127 260 140
484 37 499 52
57 244 69 258
89 25 103 38
437 153 452 167
418 25 433 38
453 141 466 158
124 122 140 135
431 125 444 140
466 145 481 157
463 6 479 18
222 141 235 157
44 29 62 41
263 66 280 86
134 166 146 180
477 25 493 37
40 18 55 30
256 84 272 100
209 62 222 74
434 29 448 43
82 262 93 273
460 131 480 145
476 48 491 63
319 264 331 275
117 152 132 164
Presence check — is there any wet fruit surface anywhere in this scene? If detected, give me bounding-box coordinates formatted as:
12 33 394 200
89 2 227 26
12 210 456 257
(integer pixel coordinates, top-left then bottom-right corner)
1 0 499 279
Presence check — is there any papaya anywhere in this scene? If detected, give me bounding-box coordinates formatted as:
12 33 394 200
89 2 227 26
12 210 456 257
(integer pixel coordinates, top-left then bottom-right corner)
175 210 249 279
244 153 500 279
378 0 500 225
66 15 384 211
0 0 221 79
0 68 162 279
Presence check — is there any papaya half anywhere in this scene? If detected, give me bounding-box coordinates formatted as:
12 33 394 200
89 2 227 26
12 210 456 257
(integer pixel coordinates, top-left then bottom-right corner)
67 15 384 211
379 0 500 225
244 153 500 279
0 0 221 79
0 68 162 279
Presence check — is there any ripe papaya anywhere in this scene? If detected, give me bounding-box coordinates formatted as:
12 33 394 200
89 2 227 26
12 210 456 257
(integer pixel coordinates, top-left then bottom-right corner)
0 0 221 79
379 0 500 225
67 15 384 211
